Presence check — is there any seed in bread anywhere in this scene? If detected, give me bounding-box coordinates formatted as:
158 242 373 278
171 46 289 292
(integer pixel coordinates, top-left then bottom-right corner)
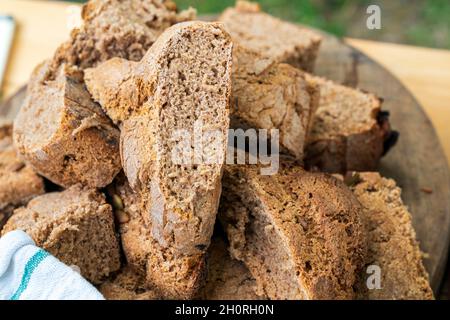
346 172 434 300
231 46 319 160
305 75 396 173
0 120 45 231
51 0 196 71
219 164 367 300
13 62 121 188
86 22 233 259
219 1 322 72
2 185 121 284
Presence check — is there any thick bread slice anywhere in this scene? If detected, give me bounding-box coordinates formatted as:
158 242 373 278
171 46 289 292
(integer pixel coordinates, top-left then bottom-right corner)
51 0 196 71
197 236 265 300
110 174 206 299
231 46 319 160
0 121 45 231
13 62 121 188
219 1 322 72
219 164 367 300
100 265 160 300
86 22 233 257
305 75 396 173
345 172 434 300
2 185 121 284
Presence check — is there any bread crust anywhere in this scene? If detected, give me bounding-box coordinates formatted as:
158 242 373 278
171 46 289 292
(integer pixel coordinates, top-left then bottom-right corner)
220 164 367 300
13 62 121 188
2 185 121 284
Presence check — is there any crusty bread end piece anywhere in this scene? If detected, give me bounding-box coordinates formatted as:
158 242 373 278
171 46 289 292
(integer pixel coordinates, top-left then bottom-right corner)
2 185 121 284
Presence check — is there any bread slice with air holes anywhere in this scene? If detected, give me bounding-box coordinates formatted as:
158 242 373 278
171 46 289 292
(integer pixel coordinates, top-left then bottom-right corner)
2 185 121 284
305 75 396 173
85 22 233 275
342 172 434 300
13 61 121 188
51 0 196 72
219 163 367 300
219 1 322 72
230 46 320 160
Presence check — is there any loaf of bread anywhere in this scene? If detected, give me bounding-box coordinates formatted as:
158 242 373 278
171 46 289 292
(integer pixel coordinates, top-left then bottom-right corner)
0 120 45 231
197 236 265 300
219 1 322 72
13 62 121 188
231 46 320 160
51 0 196 71
305 75 396 173
86 22 232 259
110 174 206 299
2 185 121 284
344 172 434 300
100 265 160 300
219 164 367 300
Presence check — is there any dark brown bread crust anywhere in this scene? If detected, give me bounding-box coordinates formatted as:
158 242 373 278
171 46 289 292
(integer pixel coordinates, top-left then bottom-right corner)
305 75 396 173
51 0 196 72
345 172 434 300
219 164 367 300
2 185 121 284
197 236 265 300
0 121 45 231
13 62 121 188
230 46 320 160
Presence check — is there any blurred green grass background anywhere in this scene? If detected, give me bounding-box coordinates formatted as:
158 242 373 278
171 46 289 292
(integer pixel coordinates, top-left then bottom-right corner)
70 0 450 49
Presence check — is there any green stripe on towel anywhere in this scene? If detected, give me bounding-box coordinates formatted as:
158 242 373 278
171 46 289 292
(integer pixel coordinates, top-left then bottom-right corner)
10 249 50 300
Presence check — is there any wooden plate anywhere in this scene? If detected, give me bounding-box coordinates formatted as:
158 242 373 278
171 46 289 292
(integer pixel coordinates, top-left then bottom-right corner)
1 26 449 294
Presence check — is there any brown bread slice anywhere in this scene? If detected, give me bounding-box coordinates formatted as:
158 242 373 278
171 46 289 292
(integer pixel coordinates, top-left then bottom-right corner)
345 172 434 300
2 185 121 284
0 120 45 231
51 0 196 72
13 62 121 188
219 1 322 72
305 75 395 173
100 265 160 300
86 22 232 263
231 46 320 160
219 164 367 300
197 236 265 300
110 174 207 299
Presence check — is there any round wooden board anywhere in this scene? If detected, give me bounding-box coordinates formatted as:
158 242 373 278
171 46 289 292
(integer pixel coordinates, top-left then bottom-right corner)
1 25 449 294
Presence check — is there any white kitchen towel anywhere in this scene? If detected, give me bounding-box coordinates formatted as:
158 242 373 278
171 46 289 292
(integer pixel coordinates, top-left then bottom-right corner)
0 230 104 300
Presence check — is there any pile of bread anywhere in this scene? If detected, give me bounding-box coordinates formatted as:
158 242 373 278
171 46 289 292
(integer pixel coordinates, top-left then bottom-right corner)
0 0 433 300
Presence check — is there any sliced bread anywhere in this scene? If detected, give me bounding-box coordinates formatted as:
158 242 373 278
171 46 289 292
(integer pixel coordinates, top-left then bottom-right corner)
0 121 45 231
13 62 121 188
231 46 320 160
86 22 233 259
219 1 322 72
2 185 121 284
345 172 434 300
219 164 367 299
51 0 196 71
305 75 396 173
